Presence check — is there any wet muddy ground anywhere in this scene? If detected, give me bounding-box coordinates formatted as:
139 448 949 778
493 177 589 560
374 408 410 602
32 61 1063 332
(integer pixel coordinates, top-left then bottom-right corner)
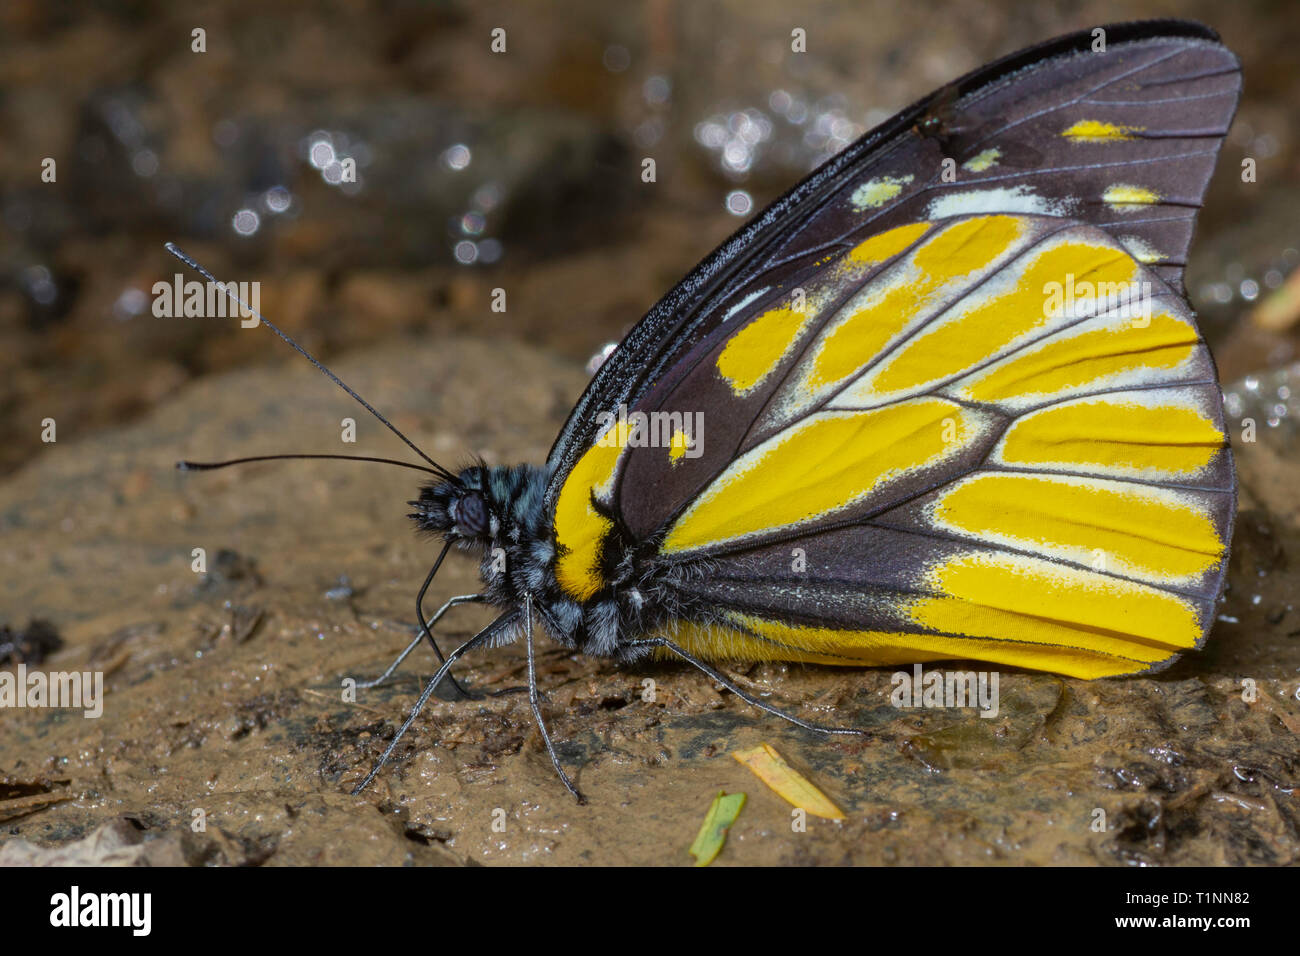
4 0 1300 867
2 335 1297 866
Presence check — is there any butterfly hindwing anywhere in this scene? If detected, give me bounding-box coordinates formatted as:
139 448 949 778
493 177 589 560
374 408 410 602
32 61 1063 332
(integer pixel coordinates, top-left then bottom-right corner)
546 22 1240 678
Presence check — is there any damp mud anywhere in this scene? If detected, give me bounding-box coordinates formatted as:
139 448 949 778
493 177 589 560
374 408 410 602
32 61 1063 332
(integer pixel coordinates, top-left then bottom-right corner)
2 335 1297 866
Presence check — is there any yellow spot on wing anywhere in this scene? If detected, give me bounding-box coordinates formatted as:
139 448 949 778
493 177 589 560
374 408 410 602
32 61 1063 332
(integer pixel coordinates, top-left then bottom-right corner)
849 175 913 210
910 552 1203 667
1062 119 1144 142
957 311 1197 404
716 304 811 395
913 214 1024 277
1119 235 1163 264
845 221 930 266
662 399 984 554
668 427 690 463
999 399 1223 479
553 421 631 599
932 474 1224 583
1103 184 1161 210
962 148 1001 172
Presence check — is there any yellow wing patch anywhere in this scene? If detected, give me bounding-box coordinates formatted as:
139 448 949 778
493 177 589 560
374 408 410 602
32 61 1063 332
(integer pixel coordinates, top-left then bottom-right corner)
667 427 691 464
962 148 1001 172
716 304 814 395
1061 119 1144 142
1119 235 1164 264
849 175 914 210
910 552 1202 669
662 399 994 554
657 613 1159 679
635 213 1229 682
1103 184 1161 211
929 473 1224 585
843 236 1137 402
800 215 1030 397
554 420 632 599
951 310 1199 408
715 222 932 398
994 393 1224 480
845 221 931 267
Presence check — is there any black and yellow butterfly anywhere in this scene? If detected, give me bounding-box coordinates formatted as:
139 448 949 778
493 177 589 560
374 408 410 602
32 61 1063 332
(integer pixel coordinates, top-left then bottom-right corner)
175 20 1240 800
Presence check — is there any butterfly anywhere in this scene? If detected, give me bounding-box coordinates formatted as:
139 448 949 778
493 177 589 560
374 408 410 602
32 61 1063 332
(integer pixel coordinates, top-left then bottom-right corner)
172 19 1240 801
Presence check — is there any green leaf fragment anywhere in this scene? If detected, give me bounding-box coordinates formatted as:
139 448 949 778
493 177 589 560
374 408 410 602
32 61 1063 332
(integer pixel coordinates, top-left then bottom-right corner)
688 790 747 866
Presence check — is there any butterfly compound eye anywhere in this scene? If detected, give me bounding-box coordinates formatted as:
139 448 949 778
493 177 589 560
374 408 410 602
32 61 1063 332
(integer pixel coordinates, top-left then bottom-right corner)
455 491 489 538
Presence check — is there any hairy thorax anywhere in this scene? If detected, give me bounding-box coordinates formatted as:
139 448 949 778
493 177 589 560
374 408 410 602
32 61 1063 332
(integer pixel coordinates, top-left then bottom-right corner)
409 463 690 661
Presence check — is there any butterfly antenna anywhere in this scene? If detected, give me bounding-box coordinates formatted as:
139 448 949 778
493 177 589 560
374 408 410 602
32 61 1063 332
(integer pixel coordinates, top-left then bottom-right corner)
177 453 446 475
164 242 460 485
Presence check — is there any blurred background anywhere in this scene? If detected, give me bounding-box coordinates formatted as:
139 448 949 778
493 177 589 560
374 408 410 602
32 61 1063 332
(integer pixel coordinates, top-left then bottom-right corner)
2 0 1297 477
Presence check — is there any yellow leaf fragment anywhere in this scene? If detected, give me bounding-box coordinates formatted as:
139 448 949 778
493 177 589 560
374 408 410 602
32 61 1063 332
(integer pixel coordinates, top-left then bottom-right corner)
733 743 845 819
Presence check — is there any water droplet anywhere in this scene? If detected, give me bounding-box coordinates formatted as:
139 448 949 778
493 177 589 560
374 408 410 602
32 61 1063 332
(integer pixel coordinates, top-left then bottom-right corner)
264 186 292 213
602 44 630 73
643 75 671 105
23 265 57 305
113 287 148 320
472 182 503 211
232 208 260 236
453 240 478 264
443 144 472 171
460 211 486 236
725 190 753 216
586 342 618 375
309 138 335 169
131 149 159 178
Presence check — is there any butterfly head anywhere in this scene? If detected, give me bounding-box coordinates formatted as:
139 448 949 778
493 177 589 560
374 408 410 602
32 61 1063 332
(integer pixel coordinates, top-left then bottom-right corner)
411 466 497 544
410 463 550 550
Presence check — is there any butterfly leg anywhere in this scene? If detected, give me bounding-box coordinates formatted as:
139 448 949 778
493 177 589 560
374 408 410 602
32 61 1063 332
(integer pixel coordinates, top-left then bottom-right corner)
411 547 476 698
629 638 868 738
356 592 485 690
351 610 517 795
525 598 585 804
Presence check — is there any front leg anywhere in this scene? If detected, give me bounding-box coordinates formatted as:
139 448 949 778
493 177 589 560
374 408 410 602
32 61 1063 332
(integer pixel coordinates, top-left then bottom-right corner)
357 592 486 689
525 598 585 803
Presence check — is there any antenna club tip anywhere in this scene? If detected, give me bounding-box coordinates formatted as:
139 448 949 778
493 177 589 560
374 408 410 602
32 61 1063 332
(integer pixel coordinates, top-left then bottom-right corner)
176 460 194 471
